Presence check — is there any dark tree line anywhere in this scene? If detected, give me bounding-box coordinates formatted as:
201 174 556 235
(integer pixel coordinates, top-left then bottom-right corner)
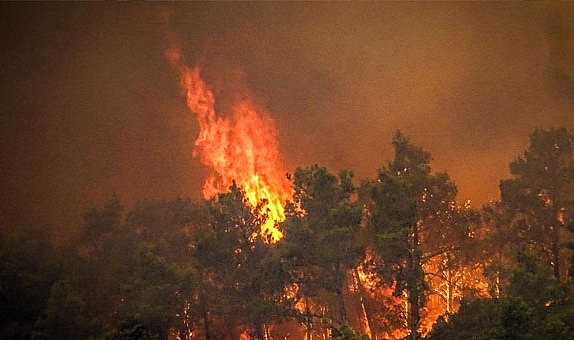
2 127 574 340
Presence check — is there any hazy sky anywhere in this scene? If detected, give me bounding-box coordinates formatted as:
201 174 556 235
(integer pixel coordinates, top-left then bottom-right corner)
1 3 573 239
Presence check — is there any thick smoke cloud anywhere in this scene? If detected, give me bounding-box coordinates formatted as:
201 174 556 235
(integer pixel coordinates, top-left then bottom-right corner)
1 3 573 239
544 7 574 107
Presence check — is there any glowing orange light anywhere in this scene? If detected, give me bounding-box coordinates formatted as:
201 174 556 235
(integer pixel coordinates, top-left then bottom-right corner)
166 45 291 242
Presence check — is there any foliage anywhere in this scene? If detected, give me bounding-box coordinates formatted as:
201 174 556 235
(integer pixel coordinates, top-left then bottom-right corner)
4 127 574 340
426 247 574 340
32 280 97 340
361 131 464 339
426 296 534 340
280 165 363 335
0 224 60 340
191 183 284 339
98 317 159 340
499 127 574 279
330 322 370 340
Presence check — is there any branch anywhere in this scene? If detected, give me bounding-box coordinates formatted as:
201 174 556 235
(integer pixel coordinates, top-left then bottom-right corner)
422 245 461 261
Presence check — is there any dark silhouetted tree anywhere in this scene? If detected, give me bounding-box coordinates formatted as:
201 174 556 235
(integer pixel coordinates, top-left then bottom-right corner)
32 280 96 340
500 127 574 279
193 184 281 340
361 131 459 340
0 225 60 340
280 165 363 337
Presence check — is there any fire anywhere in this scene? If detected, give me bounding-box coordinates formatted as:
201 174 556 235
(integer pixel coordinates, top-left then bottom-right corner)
166 44 291 242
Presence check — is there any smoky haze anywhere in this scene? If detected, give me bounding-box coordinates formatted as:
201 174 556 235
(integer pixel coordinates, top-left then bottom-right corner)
1 3 573 239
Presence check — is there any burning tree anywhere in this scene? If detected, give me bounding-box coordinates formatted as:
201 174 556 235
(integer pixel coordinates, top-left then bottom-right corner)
191 184 282 339
279 165 364 339
15 127 574 340
165 39 291 243
360 131 477 339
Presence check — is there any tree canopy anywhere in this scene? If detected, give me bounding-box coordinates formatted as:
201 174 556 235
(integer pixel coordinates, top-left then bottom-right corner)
2 127 574 340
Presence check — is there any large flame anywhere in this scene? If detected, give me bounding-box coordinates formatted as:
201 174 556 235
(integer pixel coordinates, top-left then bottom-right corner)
166 46 291 241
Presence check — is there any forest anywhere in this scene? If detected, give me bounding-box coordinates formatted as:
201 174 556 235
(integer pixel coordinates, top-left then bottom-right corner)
2 126 574 340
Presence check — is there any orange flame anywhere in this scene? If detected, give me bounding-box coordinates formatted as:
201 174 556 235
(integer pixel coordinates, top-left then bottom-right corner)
166 45 291 242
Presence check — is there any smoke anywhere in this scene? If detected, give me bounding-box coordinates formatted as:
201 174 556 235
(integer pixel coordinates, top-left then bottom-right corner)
1 3 573 239
544 7 574 107
183 3 574 204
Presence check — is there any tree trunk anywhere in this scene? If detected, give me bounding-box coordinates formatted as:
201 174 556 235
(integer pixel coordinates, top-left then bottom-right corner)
335 259 347 322
408 277 420 340
353 268 376 340
265 324 271 340
255 322 265 340
200 293 211 340
552 224 561 280
408 222 421 340
305 296 312 340
446 255 454 314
